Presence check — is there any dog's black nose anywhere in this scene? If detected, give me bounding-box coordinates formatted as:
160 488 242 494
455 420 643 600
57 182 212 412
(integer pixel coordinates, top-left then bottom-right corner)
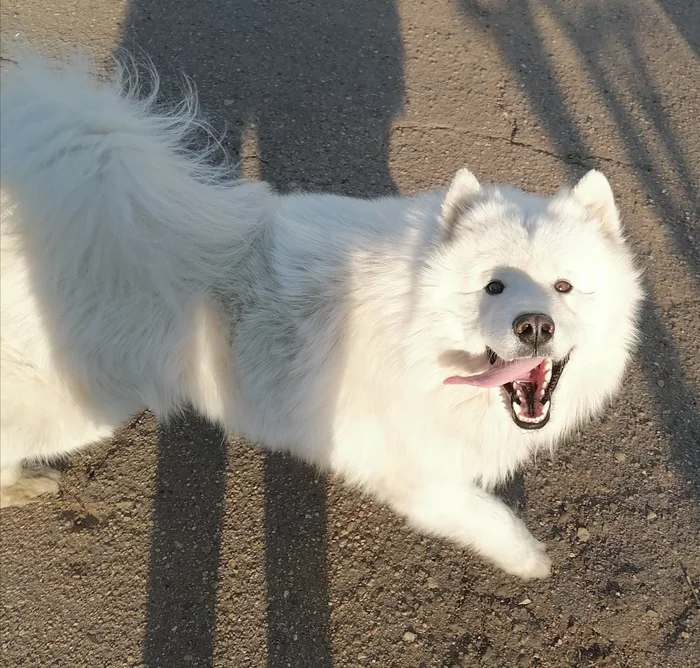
512 313 555 347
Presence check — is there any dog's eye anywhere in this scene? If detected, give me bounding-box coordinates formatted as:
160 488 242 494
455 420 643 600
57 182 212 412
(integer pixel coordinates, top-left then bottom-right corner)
485 280 505 295
555 280 573 293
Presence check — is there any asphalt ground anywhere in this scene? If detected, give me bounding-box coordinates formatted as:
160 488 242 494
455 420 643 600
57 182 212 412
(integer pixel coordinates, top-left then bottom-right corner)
1 1 699 666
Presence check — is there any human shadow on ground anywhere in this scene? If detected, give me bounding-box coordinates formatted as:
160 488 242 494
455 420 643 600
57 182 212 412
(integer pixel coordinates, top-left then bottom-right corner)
146 416 228 667
120 1 404 665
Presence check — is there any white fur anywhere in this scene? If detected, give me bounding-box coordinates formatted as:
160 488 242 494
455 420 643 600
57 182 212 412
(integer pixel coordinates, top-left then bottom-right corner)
0 52 644 578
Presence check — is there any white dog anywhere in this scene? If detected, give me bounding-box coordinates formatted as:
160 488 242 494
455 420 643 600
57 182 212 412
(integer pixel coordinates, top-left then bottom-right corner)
0 52 643 579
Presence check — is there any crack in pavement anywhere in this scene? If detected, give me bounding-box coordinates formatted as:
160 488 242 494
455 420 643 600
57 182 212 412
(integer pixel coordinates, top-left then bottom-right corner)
391 121 653 172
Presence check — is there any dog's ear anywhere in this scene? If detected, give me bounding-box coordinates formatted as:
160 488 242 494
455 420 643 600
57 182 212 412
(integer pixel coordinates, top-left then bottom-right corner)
572 170 622 238
440 168 482 240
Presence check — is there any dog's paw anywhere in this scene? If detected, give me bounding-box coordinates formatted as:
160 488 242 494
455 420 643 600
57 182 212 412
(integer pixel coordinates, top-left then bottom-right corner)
504 544 552 580
0 467 61 508
496 528 552 580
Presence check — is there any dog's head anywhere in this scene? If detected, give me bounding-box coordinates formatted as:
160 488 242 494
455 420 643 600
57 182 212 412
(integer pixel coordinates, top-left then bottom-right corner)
434 168 644 431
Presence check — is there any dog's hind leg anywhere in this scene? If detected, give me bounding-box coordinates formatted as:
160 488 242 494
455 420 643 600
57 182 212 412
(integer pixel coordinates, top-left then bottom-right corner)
0 413 114 508
0 465 61 508
0 356 117 508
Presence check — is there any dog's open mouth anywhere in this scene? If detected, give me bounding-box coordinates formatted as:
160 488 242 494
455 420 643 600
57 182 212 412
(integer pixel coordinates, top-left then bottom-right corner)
493 350 569 429
444 349 570 430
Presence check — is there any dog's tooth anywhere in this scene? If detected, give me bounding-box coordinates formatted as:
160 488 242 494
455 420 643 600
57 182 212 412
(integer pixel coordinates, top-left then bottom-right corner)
542 401 550 414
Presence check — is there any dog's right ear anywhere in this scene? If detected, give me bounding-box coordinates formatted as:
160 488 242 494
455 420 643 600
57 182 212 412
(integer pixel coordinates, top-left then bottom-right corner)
440 168 482 241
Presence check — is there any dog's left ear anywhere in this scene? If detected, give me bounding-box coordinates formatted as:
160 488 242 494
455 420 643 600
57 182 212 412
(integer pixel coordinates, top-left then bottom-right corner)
572 170 622 238
441 168 482 240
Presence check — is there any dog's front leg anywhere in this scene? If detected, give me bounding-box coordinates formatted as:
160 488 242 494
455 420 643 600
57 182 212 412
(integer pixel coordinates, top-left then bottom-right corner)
393 482 551 580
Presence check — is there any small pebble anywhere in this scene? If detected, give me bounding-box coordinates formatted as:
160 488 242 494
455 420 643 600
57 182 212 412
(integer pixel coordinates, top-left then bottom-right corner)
494 583 510 598
402 631 416 643
518 597 532 606
646 510 658 521
646 608 660 618
614 452 627 463
657 379 665 388
577 527 591 542
426 576 439 590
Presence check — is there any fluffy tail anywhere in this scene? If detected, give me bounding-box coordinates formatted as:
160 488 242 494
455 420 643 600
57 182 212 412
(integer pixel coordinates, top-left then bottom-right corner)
0 49 270 305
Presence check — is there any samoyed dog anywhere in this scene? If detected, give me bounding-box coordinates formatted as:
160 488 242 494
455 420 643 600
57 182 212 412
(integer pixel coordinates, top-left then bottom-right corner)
0 52 643 579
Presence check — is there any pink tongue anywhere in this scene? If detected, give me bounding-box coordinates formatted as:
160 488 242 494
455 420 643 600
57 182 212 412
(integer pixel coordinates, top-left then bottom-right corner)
444 357 543 388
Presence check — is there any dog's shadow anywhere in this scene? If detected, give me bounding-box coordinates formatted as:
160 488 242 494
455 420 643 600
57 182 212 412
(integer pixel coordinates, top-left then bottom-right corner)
120 1 405 666
495 472 527 513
